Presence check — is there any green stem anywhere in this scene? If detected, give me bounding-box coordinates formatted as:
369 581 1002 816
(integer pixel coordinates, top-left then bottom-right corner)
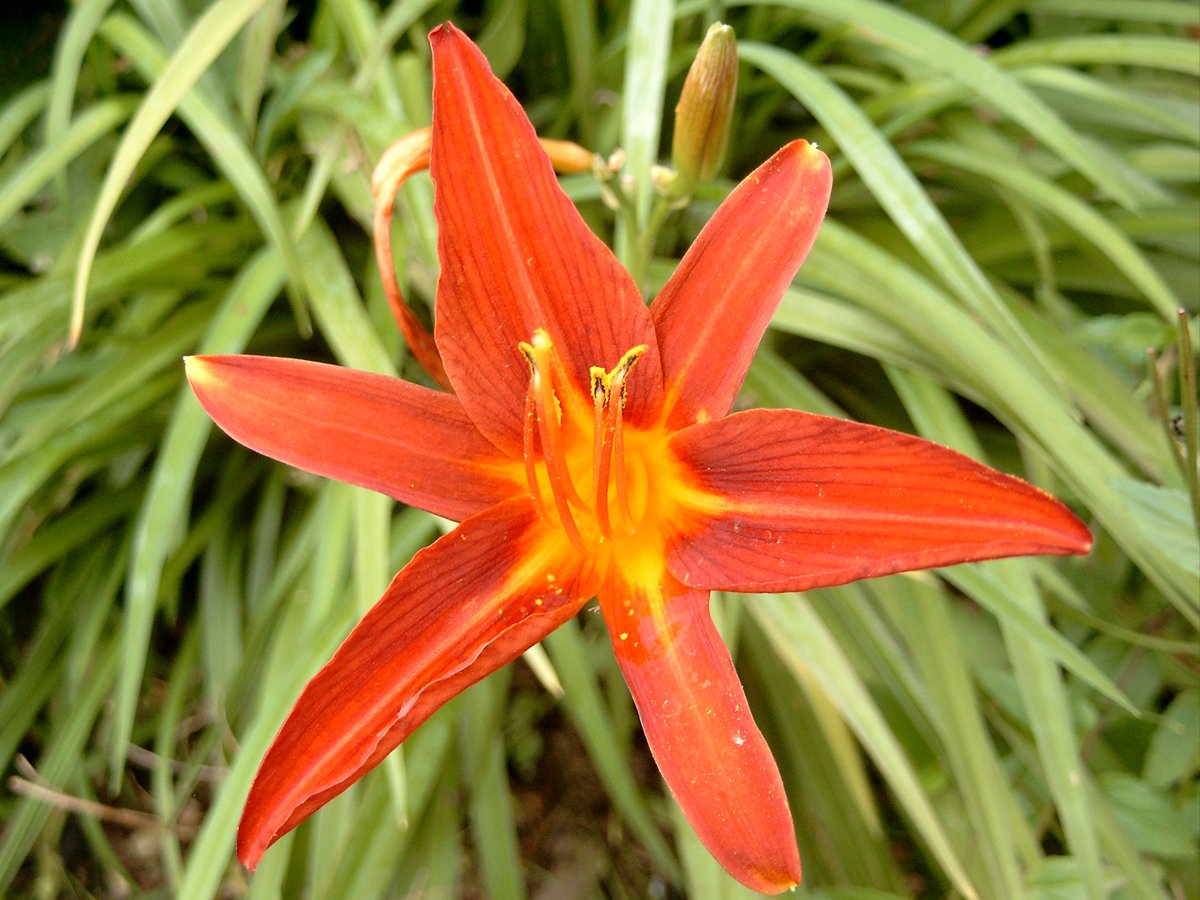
629 193 675 295
1147 347 1181 472
1176 310 1199 532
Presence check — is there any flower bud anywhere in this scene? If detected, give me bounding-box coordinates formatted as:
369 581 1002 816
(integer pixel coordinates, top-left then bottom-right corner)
540 138 595 174
671 23 738 189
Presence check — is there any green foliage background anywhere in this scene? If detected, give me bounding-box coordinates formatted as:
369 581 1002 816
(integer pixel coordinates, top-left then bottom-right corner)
0 1 1197 897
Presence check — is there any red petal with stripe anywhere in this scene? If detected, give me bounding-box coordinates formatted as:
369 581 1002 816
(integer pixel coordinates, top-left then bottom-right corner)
668 408 1092 591
652 140 830 428
429 23 663 454
600 577 800 894
186 355 521 522
238 499 593 869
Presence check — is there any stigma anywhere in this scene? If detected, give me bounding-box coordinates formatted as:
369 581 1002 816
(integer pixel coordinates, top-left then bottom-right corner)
519 329 648 554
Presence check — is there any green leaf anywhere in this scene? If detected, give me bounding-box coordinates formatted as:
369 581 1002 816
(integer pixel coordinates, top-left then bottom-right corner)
740 41 1064 391
1144 690 1200 789
752 594 980 900
906 139 1181 318
114 250 283 785
0 97 135 228
1107 478 1200 592
1100 774 1200 859
995 35 1200 76
738 0 1141 207
1026 856 1112 900
620 0 673 232
72 0 276 346
543 620 683 883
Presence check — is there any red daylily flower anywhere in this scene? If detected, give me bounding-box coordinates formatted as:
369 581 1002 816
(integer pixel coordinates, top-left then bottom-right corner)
185 24 1092 893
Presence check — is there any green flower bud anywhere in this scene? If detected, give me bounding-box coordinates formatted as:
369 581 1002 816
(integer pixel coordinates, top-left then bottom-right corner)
671 23 738 189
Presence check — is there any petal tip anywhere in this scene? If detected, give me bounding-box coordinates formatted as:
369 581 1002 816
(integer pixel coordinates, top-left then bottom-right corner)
183 354 215 393
428 20 466 46
724 843 801 893
784 138 833 190
776 137 831 172
235 824 265 873
1060 513 1094 556
1029 489 1093 557
237 796 288 874
183 353 225 387
725 851 801 894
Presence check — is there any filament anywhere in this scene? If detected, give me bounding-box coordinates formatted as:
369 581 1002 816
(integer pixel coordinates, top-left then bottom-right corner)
592 371 615 539
521 333 587 553
523 383 550 524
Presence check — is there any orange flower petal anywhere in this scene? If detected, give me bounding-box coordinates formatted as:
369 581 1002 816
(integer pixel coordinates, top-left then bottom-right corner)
668 408 1092 591
238 499 593 870
429 23 663 453
652 140 831 428
185 355 520 521
370 126 450 388
600 577 800 894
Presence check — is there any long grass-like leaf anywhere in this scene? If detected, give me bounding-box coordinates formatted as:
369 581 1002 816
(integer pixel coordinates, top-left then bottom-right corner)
71 0 272 346
543 620 683 882
740 0 1143 207
620 0 674 248
995 35 1200 76
463 671 528 900
116 251 283 787
906 138 1180 317
891 367 1110 898
741 41 1063 390
1034 0 1200 25
888 576 1029 897
98 12 309 326
0 97 135 228
0 641 120 890
751 594 980 899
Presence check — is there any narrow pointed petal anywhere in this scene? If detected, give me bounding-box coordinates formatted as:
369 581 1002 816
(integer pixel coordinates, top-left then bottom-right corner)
238 499 593 870
429 24 663 453
668 408 1092 591
652 141 831 428
600 578 800 893
186 355 521 522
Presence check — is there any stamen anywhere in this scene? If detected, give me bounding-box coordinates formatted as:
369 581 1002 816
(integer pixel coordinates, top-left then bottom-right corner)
612 393 635 528
522 382 550 524
591 345 647 538
611 347 646 531
518 332 648 551
520 332 588 553
591 368 615 539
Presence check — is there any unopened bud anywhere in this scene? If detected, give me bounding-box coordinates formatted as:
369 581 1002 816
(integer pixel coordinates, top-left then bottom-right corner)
539 138 595 174
671 23 738 188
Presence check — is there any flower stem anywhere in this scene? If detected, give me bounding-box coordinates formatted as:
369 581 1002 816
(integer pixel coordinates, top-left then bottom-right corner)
1175 310 1199 531
628 194 674 295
